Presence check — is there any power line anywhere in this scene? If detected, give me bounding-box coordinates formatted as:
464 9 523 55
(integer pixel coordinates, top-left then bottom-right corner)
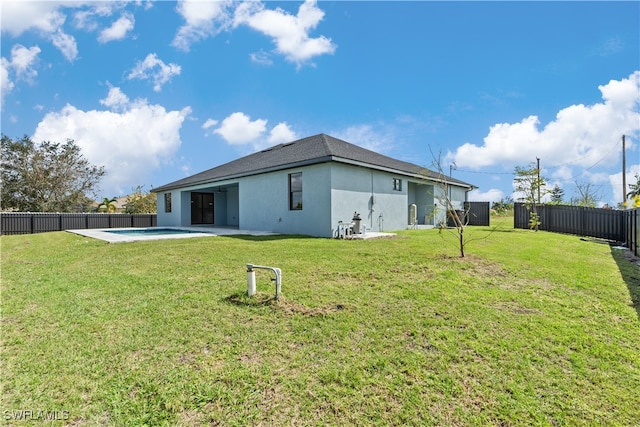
552 137 621 170
454 169 515 175
547 138 624 184
454 137 625 181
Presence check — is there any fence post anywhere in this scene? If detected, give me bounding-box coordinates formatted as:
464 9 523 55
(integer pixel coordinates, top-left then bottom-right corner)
632 209 637 255
624 209 629 246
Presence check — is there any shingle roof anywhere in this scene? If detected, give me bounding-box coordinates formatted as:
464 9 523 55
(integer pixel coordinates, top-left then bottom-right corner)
152 133 474 192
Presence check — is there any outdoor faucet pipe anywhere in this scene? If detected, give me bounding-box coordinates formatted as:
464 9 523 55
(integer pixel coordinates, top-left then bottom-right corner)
246 264 282 299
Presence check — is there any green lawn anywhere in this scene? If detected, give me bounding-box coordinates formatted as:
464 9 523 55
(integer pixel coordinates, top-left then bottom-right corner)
1 217 639 426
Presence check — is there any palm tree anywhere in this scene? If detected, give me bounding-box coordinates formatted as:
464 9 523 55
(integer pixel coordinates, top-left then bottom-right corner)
97 196 118 213
627 174 640 199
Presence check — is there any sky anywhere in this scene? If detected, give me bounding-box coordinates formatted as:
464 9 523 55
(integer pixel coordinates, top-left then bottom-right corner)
1 1 639 207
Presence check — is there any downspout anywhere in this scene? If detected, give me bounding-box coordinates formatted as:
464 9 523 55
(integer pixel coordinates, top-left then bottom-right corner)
370 170 375 230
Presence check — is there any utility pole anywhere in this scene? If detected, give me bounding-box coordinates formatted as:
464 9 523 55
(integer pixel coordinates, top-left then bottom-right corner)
622 135 626 206
536 157 541 204
449 163 456 201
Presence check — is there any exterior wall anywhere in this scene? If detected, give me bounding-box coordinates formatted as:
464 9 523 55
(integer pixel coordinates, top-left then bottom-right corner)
156 190 183 227
239 163 332 237
449 186 468 210
180 191 192 226
226 186 239 226
329 163 408 233
214 191 227 225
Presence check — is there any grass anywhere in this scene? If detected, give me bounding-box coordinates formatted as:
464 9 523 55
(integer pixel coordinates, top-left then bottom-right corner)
1 217 639 426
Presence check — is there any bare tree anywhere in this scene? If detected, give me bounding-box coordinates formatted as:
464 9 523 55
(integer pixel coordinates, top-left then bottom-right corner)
428 149 495 258
570 181 601 208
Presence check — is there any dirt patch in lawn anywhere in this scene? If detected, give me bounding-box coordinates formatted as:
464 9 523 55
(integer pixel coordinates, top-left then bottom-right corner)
225 292 350 317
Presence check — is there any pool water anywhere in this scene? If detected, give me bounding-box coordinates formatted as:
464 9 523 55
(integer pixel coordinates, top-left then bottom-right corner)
106 228 204 236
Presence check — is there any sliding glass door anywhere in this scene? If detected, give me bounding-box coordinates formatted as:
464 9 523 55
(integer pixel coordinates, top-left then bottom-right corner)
191 192 214 224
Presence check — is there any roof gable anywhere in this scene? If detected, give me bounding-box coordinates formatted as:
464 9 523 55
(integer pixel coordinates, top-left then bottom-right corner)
153 134 473 192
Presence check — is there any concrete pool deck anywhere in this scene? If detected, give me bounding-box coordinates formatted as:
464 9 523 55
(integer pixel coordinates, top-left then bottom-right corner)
68 226 396 243
67 227 277 243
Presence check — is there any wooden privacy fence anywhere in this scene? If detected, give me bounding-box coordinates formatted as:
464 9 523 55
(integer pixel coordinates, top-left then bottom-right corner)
514 204 640 255
0 213 157 235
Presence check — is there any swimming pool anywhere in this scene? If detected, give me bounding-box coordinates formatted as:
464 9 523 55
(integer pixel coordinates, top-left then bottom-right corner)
67 227 275 243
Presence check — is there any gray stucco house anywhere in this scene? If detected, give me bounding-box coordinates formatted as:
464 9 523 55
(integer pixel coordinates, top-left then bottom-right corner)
152 134 475 237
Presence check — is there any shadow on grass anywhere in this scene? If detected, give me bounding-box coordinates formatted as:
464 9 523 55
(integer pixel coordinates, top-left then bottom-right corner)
610 245 640 321
485 227 518 233
221 234 317 242
225 291 276 306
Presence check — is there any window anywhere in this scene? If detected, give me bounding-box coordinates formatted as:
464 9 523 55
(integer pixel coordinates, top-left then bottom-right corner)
289 172 302 210
393 178 402 191
164 193 172 213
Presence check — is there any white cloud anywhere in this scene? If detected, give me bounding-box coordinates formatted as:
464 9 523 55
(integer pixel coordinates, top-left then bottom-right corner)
172 0 233 51
599 72 640 110
73 3 127 31
1 59 15 109
468 188 504 203
49 29 78 61
1 44 41 109
32 87 191 196
8 44 42 82
202 118 219 129
127 53 181 92
249 50 274 66
551 165 574 181
234 0 335 66
0 2 80 61
98 12 135 43
212 112 298 150
268 122 297 144
202 118 219 136
214 112 267 145
171 0 335 66
0 2 67 36
99 86 130 111
449 71 640 172
1 2 143 61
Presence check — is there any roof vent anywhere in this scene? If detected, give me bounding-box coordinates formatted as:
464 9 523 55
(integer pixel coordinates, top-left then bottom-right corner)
261 142 294 153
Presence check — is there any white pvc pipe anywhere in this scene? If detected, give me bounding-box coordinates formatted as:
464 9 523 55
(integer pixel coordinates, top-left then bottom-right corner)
246 264 281 299
273 267 282 299
247 269 256 296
